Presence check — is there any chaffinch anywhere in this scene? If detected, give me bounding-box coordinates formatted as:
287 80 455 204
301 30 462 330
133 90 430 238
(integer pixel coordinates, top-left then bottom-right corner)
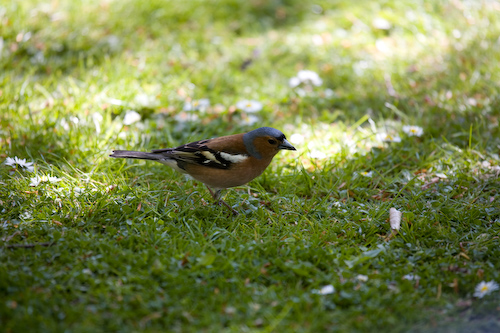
110 127 296 214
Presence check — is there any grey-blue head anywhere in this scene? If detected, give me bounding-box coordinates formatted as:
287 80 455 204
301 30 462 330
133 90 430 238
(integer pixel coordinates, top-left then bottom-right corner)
243 127 296 159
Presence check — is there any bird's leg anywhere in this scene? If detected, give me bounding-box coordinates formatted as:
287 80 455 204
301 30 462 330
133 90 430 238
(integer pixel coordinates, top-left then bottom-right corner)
206 186 238 215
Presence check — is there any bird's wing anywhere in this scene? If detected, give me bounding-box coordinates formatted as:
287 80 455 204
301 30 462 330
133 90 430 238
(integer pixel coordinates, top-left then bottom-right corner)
150 135 249 170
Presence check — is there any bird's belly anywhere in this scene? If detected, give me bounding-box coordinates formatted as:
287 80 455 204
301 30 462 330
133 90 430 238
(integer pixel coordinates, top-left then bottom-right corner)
187 163 268 189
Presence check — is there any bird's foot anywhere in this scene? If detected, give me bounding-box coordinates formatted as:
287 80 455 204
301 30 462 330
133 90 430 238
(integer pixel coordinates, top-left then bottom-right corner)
206 185 238 215
218 199 239 216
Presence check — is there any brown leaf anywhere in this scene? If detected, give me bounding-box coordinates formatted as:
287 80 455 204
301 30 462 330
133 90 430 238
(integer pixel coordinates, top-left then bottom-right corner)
7 300 17 309
372 190 392 201
181 252 190 267
449 278 459 294
459 252 470 260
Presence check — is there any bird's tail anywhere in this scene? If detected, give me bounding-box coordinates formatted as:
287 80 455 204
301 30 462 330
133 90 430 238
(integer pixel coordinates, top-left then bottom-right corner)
109 150 161 161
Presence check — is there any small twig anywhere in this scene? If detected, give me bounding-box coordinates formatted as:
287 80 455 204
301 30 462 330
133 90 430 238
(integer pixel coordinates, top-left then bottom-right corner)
4 242 55 249
421 177 440 190
2 231 21 242
384 73 398 97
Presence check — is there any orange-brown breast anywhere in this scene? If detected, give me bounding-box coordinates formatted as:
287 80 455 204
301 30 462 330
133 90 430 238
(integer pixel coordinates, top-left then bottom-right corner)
184 155 274 189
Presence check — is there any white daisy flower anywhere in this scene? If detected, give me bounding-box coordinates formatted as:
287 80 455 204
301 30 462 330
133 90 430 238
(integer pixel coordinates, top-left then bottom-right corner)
59 118 70 131
289 70 323 88
402 274 420 281
356 274 369 282
452 29 462 39
372 17 391 30
123 110 141 125
389 208 402 231
107 98 127 106
30 176 43 187
297 70 323 86
330 201 342 208
30 175 62 187
376 133 402 143
19 211 33 220
92 112 103 134
236 100 263 113
69 116 80 125
106 185 117 192
135 93 159 108
73 187 85 196
4 157 16 167
47 176 62 183
105 35 121 51
5 156 34 172
289 133 305 145
239 115 260 126
288 76 301 88
481 161 491 168
183 98 210 112
361 171 373 178
323 88 335 99
174 112 199 123
402 125 424 137
308 150 327 159
18 158 35 172
224 306 236 315
315 284 335 295
473 281 499 298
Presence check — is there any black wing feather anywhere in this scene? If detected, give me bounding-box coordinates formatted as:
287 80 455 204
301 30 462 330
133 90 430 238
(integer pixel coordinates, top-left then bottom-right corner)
151 140 233 169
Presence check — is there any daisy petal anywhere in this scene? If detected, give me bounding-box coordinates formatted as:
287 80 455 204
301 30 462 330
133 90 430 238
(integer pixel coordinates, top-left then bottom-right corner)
473 280 499 298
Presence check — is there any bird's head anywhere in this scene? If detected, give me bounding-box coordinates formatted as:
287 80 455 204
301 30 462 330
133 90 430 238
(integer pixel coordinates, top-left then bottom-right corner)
243 127 296 159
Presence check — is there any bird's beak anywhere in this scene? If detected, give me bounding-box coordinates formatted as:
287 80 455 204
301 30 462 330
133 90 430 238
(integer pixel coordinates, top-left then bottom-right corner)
279 139 296 151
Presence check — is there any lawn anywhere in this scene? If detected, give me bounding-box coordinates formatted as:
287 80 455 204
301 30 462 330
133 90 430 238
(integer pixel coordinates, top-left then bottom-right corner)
1 0 500 331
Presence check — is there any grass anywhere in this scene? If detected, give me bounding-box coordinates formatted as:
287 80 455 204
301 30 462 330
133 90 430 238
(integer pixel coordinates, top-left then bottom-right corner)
1 0 500 331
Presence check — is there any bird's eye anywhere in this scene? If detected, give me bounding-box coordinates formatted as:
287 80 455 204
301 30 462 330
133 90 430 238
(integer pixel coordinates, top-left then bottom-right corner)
268 139 277 145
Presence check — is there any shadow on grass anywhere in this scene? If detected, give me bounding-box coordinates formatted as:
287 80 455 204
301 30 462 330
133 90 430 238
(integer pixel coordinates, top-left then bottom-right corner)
2 0 319 76
3 0 499 174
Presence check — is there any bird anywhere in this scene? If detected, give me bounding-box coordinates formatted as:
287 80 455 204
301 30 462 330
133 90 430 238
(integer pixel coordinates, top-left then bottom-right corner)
110 127 296 214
